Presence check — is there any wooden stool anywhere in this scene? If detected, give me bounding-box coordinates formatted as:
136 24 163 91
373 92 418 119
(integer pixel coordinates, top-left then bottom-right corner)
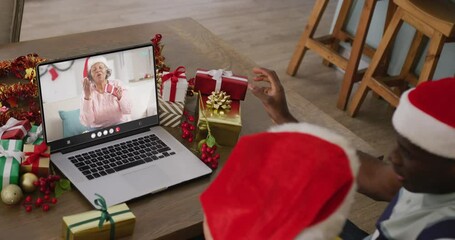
347 0 455 117
287 0 383 110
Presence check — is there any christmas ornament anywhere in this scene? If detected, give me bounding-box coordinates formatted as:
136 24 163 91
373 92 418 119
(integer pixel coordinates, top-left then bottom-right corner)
1 184 23 205
197 93 220 169
33 175 61 195
20 172 39 193
22 194 57 213
199 142 220 169
0 53 46 125
206 91 232 111
150 34 170 73
180 111 196 143
187 77 195 96
22 174 65 212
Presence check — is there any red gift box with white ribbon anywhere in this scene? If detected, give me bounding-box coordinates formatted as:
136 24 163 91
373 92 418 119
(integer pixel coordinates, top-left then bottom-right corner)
0 118 32 140
195 69 248 101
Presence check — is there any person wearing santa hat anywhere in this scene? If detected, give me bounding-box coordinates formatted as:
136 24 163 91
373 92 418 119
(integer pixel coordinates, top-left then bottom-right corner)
80 55 132 128
245 67 455 239
201 122 360 240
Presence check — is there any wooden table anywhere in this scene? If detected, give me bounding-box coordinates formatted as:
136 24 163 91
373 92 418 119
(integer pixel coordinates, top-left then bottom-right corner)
0 18 378 239
0 17 272 240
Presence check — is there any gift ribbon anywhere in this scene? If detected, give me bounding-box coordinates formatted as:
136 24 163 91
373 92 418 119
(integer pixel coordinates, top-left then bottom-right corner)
23 141 49 175
0 118 27 139
0 157 17 189
0 141 24 161
0 141 23 189
197 69 248 92
66 194 131 240
162 66 186 102
208 69 232 92
25 125 43 144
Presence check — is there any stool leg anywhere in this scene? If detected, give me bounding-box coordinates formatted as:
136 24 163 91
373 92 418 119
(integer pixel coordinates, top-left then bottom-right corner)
287 0 330 76
418 31 445 85
337 0 377 110
399 31 425 82
347 8 404 117
376 1 398 75
323 0 353 67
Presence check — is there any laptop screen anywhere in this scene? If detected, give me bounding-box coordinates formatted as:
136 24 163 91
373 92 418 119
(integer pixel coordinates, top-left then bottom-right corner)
37 44 158 152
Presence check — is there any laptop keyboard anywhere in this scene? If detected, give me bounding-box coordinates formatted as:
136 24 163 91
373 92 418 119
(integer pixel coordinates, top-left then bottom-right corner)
68 134 175 180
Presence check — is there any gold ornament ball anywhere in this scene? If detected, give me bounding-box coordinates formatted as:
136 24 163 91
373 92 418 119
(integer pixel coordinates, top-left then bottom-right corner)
20 172 39 193
1 184 23 205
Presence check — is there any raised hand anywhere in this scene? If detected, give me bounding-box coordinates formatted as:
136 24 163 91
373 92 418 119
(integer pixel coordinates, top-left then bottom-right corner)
83 77 91 100
248 67 297 124
113 82 122 100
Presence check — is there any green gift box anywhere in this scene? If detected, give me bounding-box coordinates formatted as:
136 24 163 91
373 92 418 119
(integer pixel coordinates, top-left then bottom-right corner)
25 125 44 145
0 139 23 191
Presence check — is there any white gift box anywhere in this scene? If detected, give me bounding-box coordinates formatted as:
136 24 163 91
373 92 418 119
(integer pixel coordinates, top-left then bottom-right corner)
161 71 188 102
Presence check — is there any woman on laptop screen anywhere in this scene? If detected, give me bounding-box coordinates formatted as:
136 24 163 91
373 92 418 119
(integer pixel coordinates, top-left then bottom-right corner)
80 56 132 128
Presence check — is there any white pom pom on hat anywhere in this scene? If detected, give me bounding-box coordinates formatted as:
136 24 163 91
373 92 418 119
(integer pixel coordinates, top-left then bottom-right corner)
392 77 455 159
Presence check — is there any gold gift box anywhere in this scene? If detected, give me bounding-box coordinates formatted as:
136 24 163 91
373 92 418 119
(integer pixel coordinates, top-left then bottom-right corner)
62 203 136 240
21 143 50 177
197 95 242 146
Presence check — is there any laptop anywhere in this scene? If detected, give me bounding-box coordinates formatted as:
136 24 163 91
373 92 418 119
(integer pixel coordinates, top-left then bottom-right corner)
36 43 212 207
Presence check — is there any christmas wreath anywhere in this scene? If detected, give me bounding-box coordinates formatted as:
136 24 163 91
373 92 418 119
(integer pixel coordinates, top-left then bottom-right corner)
0 54 46 125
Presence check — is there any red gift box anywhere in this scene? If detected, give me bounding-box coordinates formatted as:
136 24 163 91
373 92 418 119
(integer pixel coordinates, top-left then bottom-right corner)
0 118 32 140
104 83 120 98
195 69 248 101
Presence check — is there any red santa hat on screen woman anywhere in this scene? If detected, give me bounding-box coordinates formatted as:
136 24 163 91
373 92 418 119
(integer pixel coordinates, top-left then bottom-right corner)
392 77 455 159
83 55 109 78
200 122 360 240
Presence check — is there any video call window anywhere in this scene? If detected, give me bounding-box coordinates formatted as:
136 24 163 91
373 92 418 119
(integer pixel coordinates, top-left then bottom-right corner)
38 46 157 142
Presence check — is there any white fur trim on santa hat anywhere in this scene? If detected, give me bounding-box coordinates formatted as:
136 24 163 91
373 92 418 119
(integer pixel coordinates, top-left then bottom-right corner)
87 55 109 71
268 123 359 240
393 90 455 159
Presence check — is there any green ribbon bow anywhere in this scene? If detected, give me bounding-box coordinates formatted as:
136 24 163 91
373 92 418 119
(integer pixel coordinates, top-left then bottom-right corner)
66 194 130 240
94 194 115 237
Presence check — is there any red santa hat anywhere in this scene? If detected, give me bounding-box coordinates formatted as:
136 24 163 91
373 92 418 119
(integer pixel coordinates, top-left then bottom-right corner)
200 123 359 240
83 55 109 78
392 77 455 159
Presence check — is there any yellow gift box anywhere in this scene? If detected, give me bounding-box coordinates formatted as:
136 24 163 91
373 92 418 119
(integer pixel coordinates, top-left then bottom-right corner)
21 142 50 177
62 202 136 240
197 95 242 146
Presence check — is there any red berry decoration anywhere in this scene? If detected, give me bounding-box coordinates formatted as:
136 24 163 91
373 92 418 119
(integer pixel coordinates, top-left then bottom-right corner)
180 113 197 144
22 174 61 213
198 138 220 170
196 94 220 170
35 197 42 207
42 204 50 212
25 206 32 212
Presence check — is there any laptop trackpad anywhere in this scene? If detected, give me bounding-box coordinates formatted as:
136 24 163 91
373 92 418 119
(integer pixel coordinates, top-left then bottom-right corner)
122 166 172 193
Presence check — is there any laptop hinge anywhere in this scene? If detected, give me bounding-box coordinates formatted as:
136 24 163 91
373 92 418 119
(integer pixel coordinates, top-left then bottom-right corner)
58 128 149 154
